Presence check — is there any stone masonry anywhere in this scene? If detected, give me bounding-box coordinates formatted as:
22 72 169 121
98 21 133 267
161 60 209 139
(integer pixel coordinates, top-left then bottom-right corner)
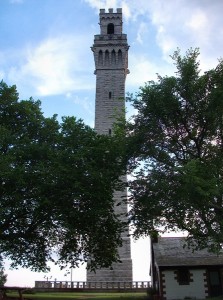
87 8 132 282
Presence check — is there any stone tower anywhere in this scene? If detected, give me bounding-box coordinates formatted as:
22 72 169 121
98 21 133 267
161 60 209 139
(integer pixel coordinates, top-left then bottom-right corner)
87 8 132 282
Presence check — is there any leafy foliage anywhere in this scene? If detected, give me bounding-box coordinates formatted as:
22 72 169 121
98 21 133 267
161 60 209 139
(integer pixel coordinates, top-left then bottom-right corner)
127 49 223 252
0 261 7 286
0 81 126 271
0 269 7 286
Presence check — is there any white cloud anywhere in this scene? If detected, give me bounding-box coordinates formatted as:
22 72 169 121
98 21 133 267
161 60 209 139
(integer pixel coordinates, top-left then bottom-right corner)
127 55 154 87
121 1 131 20
64 93 94 127
84 0 132 20
186 9 208 32
84 0 119 10
4 0 221 100
136 22 148 45
136 0 223 67
156 25 178 57
7 35 94 97
85 0 223 70
127 53 175 90
67 93 94 117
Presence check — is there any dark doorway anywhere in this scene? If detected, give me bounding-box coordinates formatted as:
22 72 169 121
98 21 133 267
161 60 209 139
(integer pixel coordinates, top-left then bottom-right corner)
209 270 222 296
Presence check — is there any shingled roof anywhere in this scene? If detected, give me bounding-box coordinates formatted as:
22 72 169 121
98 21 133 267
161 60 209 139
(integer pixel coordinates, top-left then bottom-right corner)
153 237 223 267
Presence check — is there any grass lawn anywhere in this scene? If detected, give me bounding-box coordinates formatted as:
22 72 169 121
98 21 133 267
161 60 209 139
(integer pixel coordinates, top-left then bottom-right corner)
6 291 147 300
6 291 223 300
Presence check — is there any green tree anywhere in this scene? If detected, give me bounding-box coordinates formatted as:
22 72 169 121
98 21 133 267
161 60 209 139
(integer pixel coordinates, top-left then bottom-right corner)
0 261 7 286
126 49 223 252
0 269 7 286
0 81 125 271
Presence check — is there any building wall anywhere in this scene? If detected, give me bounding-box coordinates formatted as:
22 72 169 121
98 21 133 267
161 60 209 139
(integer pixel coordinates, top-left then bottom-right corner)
162 269 208 300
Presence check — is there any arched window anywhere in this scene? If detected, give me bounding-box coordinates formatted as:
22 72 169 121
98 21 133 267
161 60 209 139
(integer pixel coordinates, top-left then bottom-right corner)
98 50 103 65
107 23 114 34
111 49 116 64
118 49 122 63
105 50 109 65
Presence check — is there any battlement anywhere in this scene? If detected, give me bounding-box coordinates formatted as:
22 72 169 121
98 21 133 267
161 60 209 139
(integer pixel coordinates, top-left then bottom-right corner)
99 8 123 35
100 8 122 14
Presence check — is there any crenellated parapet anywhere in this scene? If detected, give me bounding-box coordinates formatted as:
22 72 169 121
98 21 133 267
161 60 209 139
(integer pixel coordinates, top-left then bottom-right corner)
99 8 123 35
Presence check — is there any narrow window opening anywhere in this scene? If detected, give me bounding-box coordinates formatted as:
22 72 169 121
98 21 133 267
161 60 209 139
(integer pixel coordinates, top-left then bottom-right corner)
109 92 112 99
105 50 109 65
98 50 103 65
118 49 122 63
107 23 114 34
111 49 116 64
109 129 112 135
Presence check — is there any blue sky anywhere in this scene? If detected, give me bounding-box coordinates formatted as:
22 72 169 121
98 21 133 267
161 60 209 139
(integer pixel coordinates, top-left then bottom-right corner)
2 0 223 126
1 0 223 287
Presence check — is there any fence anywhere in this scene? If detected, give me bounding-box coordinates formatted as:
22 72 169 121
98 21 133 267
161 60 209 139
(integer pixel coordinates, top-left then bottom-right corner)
35 281 151 291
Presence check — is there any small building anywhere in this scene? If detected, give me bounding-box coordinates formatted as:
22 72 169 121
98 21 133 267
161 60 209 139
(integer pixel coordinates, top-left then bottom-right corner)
151 237 223 299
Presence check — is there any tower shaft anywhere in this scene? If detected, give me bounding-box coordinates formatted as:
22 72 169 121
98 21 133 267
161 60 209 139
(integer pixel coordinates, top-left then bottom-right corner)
87 8 132 282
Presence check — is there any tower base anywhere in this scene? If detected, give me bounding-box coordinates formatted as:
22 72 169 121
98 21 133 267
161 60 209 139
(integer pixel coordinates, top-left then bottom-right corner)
87 258 132 282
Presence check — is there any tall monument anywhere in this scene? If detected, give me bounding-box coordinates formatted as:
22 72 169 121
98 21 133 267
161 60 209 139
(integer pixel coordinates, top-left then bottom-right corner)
87 8 132 282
